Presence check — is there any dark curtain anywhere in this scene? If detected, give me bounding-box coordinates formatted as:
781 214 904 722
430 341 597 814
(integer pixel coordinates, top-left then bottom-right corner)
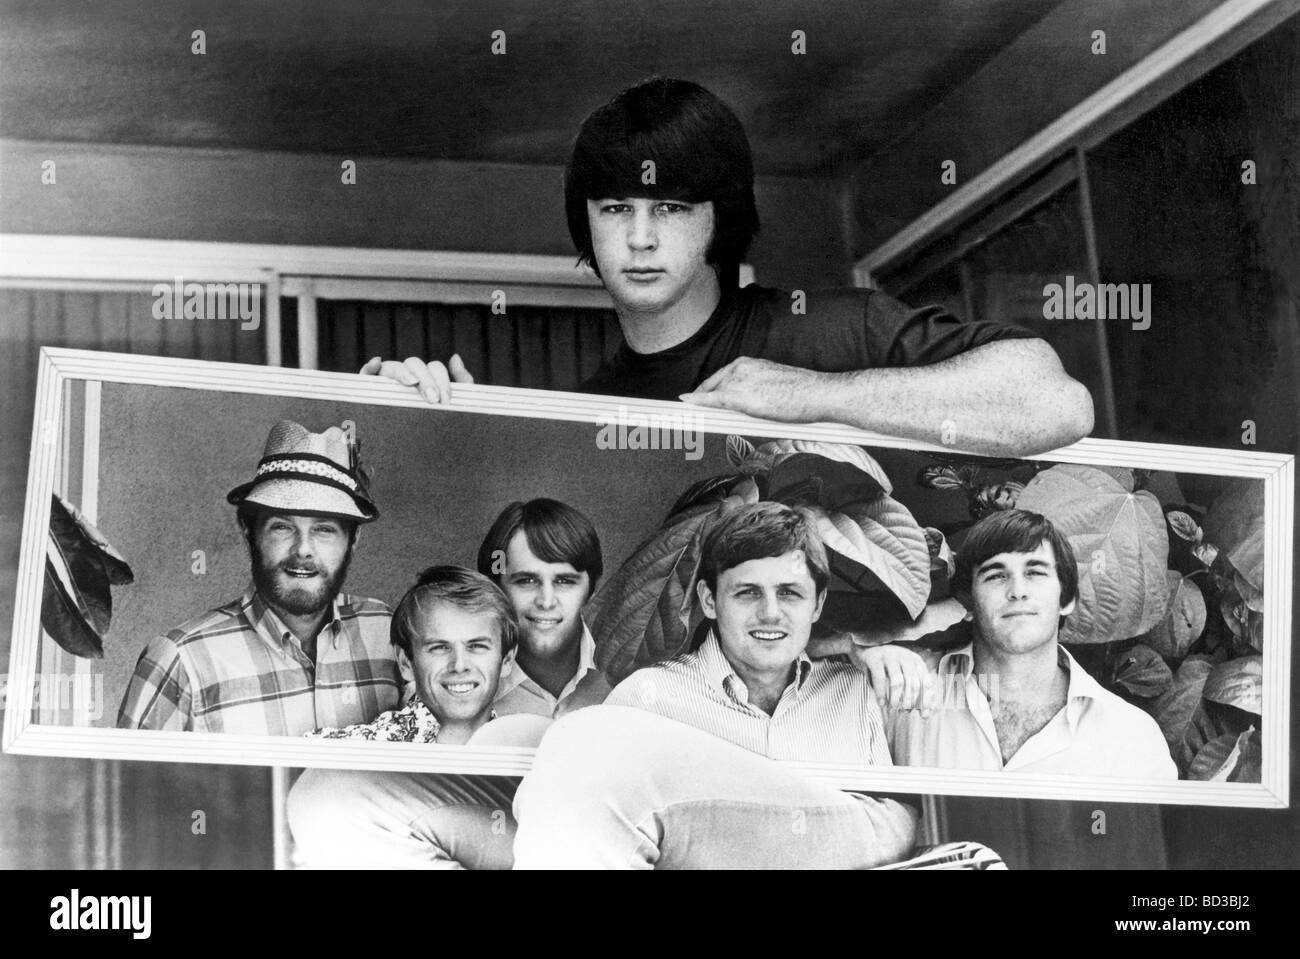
314 299 622 389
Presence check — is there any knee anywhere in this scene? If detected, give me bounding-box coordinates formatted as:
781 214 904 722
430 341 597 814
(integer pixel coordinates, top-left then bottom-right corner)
286 767 368 848
533 706 657 781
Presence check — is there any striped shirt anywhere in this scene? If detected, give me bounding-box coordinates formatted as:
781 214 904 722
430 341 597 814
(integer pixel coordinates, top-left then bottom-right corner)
117 585 401 736
606 631 892 766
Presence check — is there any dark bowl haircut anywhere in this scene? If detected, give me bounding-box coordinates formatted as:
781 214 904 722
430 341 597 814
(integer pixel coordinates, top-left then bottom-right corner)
390 565 519 661
697 502 830 595
564 76 760 289
476 498 604 594
953 509 1079 608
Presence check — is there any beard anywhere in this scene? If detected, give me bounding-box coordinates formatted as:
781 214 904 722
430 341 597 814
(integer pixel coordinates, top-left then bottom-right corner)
250 545 353 618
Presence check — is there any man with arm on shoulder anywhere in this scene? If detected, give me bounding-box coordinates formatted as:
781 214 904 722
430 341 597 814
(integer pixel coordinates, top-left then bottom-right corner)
365 77 1093 457
871 509 1177 778
511 501 918 869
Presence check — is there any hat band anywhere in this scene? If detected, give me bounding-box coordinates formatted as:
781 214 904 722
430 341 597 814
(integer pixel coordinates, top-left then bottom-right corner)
255 457 357 492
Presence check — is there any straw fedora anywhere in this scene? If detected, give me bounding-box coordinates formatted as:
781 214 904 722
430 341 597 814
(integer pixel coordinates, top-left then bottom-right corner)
226 420 379 522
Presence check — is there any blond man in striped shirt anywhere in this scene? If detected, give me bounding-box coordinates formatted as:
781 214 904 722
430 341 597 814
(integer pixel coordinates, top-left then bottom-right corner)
512 502 917 868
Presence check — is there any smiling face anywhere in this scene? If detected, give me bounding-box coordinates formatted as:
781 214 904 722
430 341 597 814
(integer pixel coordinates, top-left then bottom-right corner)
586 197 718 316
697 550 825 688
409 603 512 735
970 539 1076 658
248 511 353 619
500 530 590 662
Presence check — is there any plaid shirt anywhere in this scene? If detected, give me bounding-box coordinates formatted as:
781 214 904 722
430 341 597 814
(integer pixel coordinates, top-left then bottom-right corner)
117 585 401 736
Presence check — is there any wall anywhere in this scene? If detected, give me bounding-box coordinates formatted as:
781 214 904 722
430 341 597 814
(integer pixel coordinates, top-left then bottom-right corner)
0 140 850 289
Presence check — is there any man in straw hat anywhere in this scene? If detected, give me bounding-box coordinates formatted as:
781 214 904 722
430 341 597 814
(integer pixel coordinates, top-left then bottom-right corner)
117 420 402 736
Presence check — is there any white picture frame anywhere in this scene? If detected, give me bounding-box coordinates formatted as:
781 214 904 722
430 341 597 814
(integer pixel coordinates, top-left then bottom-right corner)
4 346 1293 809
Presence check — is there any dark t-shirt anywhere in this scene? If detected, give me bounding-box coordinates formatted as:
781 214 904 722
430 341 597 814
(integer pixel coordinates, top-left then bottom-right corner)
578 284 1037 400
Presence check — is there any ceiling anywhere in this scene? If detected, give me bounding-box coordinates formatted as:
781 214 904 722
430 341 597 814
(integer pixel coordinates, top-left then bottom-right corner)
0 0 1067 177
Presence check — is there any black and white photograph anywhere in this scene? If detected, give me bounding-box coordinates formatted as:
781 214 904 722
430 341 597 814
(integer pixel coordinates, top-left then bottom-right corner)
1 0 1297 889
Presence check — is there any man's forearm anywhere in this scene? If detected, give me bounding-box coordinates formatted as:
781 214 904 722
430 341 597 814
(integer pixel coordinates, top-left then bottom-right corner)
816 339 1094 457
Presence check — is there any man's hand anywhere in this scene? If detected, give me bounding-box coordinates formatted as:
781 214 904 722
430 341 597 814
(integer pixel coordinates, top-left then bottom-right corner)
358 354 475 404
850 643 938 713
679 357 828 422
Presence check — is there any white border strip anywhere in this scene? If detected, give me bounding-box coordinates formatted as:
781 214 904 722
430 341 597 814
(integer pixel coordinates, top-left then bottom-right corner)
4 348 1292 809
0 233 604 287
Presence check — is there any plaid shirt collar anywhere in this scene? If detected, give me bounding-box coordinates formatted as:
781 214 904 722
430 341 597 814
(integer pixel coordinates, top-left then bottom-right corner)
243 582 345 652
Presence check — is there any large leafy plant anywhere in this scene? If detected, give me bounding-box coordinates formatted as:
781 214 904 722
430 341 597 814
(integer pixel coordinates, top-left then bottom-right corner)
589 438 936 684
919 462 1265 782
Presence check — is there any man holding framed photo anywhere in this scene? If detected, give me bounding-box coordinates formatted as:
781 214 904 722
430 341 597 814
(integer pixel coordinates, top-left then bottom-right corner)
365 77 1094 459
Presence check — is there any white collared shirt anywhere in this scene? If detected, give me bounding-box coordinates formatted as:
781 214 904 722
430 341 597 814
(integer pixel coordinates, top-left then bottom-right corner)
887 641 1177 778
493 622 611 719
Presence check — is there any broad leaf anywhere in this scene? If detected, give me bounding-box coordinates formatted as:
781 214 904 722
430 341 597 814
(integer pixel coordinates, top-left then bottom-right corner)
1189 727 1260 782
1202 479 1264 595
917 465 966 491
1228 526 1265 600
1017 464 1169 644
969 481 1024 519
807 496 931 617
924 527 956 578
1112 643 1173 698
1204 655 1262 715
667 473 746 519
755 440 893 499
1166 510 1202 543
726 434 757 470
1233 564 1264 613
1143 572 1206 660
591 482 758 682
1151 657 1214 765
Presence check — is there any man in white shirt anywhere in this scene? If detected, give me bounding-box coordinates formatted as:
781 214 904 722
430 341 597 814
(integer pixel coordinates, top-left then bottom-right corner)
511 502 917 868
879 509 1177 778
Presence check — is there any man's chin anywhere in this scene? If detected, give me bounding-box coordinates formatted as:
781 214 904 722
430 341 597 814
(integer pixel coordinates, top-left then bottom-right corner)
261 577 338 618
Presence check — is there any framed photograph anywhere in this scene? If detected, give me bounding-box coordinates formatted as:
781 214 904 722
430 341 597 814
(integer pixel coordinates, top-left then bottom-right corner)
5 347 1291 808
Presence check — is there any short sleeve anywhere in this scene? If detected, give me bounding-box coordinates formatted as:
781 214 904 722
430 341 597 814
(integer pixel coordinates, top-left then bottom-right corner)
863 289 1039 367
117 636 194 731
